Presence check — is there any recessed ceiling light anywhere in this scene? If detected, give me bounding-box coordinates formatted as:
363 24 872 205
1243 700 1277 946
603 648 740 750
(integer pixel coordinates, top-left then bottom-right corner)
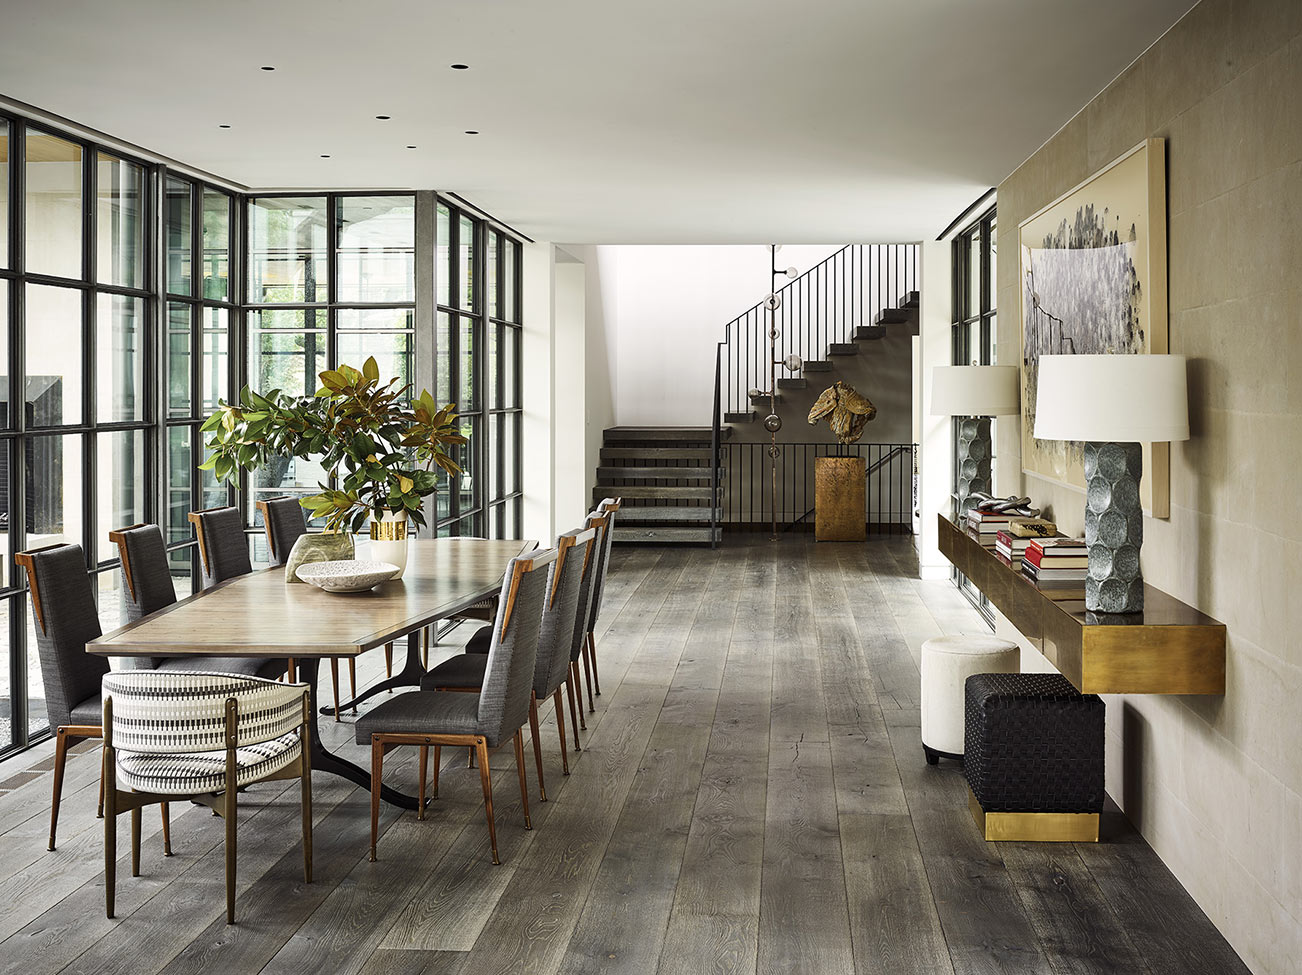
260 65 275 71
406 145 418 149
464 130 479 135
218 124 231 129
451 63 469 70
320 154 331 158
375 115 391 120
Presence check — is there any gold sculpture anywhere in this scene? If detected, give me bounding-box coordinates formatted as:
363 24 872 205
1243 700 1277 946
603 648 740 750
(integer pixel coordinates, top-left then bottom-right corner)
807 381 877 444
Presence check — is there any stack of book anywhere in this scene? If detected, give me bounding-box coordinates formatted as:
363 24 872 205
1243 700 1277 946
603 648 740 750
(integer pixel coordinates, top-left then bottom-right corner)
964 509 1017 548
1022 538 1088 587
993 530 1033 567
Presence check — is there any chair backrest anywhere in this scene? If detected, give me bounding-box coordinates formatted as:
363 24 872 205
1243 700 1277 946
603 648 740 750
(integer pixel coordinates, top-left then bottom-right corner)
15 543 109 730
108 523 178 670
256 497 308 568
590 497 622 628
477 548 555 746
188 506 252 588
534 527 596 698
103 671 307 754
569 511 609 662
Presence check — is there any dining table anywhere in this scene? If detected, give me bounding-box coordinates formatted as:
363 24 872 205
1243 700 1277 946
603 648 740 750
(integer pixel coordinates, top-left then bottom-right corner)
87 537 537 810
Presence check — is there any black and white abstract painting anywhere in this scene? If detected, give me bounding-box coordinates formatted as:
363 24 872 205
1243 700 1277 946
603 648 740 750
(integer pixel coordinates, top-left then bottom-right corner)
1018 139 1168 515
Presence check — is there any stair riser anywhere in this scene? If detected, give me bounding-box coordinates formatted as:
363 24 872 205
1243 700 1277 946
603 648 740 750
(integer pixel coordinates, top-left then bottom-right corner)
614 507 721 522
601 447 714 460
597 467 723 480
614 527 722 544
594 486 714 501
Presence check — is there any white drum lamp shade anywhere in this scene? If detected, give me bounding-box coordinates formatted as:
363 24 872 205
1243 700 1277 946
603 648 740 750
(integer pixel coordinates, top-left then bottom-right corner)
1033 355 1189 443
930 366 1020 417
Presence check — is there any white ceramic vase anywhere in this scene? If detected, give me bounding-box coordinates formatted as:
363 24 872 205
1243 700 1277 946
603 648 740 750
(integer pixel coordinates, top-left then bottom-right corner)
368 510 409 579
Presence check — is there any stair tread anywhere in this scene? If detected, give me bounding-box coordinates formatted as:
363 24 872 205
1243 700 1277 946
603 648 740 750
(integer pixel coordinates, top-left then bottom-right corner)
614 526 722 543
803 361 833 371
594 485 714 499
604 426 731 442
776 378 808 389
828 343 860 355
614 506 721 522
899 290 920 308
597 466 723 479
601 447 713 460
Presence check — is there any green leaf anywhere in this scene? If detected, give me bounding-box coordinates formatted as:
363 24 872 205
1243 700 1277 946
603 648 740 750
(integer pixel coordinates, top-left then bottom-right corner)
362 356 380 383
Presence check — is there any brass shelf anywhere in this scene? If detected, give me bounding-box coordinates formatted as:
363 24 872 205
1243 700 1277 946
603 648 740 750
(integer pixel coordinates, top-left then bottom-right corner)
938 515 1225 695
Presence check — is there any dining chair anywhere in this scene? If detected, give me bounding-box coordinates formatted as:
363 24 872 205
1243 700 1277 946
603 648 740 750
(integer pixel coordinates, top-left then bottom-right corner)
15 543 170 854
563 511 607 748
421 526 595 800
109 523 285 681
256 496 375 712
356 548 554 865
583 497 623 708
187 505 252 588
101 670 312 923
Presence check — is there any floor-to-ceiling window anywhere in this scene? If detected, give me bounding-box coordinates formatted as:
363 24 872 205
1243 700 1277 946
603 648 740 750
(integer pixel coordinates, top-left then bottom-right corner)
434 199 522 539
0 116 155 752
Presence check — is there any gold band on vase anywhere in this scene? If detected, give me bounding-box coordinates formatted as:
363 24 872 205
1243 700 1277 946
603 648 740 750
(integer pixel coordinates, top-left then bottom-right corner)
370 519 408 541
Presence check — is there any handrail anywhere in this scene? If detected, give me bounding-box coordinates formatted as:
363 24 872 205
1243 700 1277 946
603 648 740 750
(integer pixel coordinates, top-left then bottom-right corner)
784 444 914 530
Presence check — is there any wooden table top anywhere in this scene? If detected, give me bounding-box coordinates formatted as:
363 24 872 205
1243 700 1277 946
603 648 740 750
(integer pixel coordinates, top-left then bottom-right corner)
88 538 536 659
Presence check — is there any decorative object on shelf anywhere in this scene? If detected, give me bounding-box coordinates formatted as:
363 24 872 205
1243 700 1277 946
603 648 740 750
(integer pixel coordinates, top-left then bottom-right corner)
368 510 410 578
929 365 1019 512
1007 517 1057 538
1019 137 1169 516
807 381 877 445
284 531 355 583
968 493 1040 517
813 456 866 541
1034 353 1189 614
295 559 401 593
199 356 465 553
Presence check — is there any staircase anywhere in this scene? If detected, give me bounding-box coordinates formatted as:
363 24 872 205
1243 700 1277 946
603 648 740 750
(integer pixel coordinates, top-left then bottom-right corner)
594 427 727 544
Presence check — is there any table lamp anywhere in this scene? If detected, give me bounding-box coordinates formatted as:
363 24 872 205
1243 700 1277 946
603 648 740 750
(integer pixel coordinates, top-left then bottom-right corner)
930 365 1020 512
1033 354 1189 614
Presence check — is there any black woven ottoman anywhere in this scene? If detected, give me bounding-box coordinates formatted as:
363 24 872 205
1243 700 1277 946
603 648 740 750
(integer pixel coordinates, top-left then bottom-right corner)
963 672 1104 842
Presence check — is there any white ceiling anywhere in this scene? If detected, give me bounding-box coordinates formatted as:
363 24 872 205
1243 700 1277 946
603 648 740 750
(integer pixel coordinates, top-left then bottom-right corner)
0 0 1195 243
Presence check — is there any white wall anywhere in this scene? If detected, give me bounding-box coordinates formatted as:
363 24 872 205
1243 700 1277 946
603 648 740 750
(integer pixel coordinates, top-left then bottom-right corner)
916 240 952 578
521 242 557 542
602 244 844 425
552 253 588 529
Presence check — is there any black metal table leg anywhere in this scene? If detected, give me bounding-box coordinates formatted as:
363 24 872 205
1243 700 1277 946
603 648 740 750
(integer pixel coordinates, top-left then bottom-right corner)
320 630 423 716
297 657 422 811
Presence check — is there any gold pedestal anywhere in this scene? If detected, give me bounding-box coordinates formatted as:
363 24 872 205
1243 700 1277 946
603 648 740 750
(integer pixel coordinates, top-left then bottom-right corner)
968 787 1100 842
814 456 866 541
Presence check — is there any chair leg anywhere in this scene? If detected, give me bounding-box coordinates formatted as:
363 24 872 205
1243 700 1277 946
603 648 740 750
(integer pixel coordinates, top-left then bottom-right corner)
528 695 547 802
301 750 312 884
418 745 429 820
553 689 570 775
224 782 237 924
385 643 393 680
476 739 500 865
588 631 601 696
49 727 72 850
331 659 341 722
514 729 532 830
287 658 297 682
348 658 358 712
432 745 441 799
161 802 172 856
581 641 596 714
104 770 116 919
566 675 582 751
130 806 141 877
369 739 384 862
97 742 106 820
571 661 587 731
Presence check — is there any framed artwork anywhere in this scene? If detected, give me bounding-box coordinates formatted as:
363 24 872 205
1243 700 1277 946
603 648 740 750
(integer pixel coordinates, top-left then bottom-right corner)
1018 137 1169 516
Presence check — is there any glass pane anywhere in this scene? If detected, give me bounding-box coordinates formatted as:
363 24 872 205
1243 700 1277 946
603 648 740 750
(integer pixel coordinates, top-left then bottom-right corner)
988 216 998 314
488 232 500 320
248 197 328 303
0 121 8 267
248 314 327 399
486 323 499 410
27 433 83 547
25 284 82 426
95 154 144 289
200 462 227 510
502 411 518 494
25 131 83 280
167 424 192 544
0 599 11 746
336 330 412 396
97 429 146 547
459 316 476 412
96 293 145 422
504 239 518 322
202 189 231 300
502 327 519 409
458 215 475 310
201 306 228 412
456 414 478 515
0 281 8 428
436 312 453 405
168 302 191 418
968 225 982 317
436 204 450 306
27 604 45 735
488 413 501 502
168 545 194 601
166 177 192 296
337 196 415 303
95 568 128 637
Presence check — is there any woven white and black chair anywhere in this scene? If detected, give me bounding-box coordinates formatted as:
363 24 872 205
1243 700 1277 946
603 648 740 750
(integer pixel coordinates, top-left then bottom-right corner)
421 526 595 800
187 505 252 589
356 548 553 865
109 523 285 681
15 543 171 853
583 497 622 707
101 670 313 923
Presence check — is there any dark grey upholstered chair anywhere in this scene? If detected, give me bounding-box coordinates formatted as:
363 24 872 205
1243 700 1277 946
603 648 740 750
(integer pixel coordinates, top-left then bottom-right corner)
561 510 608 748
256 496 367 710
356 547 554 865
421 526 596 800
109 523 285 682
15 543 170 854
583 497 622 706
187 505 252 589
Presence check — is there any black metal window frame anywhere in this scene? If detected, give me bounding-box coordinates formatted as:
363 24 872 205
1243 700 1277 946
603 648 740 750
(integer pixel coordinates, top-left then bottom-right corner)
434 198 523 540
0 111 159 754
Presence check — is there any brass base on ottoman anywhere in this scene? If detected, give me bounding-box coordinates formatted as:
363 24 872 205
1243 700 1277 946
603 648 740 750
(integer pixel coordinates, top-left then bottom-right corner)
968 787 1099 842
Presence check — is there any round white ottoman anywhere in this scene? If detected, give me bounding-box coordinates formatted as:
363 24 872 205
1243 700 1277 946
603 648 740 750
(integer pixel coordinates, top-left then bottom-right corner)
921 635 1019 764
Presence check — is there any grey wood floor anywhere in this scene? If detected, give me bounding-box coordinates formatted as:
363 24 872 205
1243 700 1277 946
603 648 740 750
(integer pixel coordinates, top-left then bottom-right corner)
0 536 1251 975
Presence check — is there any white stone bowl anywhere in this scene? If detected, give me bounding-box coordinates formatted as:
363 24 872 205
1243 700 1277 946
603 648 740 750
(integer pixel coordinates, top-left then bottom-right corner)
295 559 401 593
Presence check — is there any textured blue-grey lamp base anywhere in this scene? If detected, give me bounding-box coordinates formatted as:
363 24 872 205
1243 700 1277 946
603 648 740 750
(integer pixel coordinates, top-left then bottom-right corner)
1084 441 1144 614
957 417 992 513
